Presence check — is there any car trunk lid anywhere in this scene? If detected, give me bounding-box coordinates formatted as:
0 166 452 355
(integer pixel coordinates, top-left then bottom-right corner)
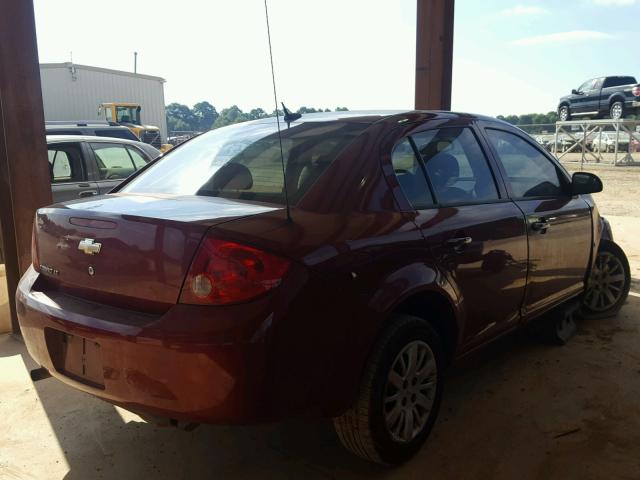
34 193 281 313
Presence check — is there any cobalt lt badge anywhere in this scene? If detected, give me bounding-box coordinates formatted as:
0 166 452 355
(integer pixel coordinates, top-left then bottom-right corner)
78 238 102 255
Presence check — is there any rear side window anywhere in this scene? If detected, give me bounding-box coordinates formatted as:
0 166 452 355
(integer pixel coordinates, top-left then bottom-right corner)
486 129 566 198
391 138 434 209
47 143 84 183
603 76 636 88
127 146 148 169
91 143 136 180
46 129 83 135
412 127 499 205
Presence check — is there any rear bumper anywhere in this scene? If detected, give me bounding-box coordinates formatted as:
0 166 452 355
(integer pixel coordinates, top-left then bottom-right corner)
16 266 274 424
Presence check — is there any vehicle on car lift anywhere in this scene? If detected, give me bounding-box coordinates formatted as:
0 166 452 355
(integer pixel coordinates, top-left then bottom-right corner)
98 102 173 153
18 111 630 465
558 76 640 121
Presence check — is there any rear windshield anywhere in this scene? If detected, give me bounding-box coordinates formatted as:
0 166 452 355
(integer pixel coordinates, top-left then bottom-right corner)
121 119 369 205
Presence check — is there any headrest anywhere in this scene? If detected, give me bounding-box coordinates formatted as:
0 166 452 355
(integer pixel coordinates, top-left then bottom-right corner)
211 163 253 191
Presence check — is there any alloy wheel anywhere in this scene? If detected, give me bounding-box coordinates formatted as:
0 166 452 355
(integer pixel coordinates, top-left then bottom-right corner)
584 251 626 312
611 103 623 120
560 107 569 121
383 340 437 443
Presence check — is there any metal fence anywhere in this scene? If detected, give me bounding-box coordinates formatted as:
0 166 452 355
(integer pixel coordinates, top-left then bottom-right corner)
519 120 640 166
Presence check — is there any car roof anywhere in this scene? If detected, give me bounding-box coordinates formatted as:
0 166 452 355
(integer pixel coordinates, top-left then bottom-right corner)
243 109 503 127
46 134 148 146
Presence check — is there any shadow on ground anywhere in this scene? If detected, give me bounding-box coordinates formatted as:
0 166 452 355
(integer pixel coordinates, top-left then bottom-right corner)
2 293 640 479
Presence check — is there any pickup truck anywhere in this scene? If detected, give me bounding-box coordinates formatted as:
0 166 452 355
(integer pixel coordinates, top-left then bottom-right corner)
558 76 640 121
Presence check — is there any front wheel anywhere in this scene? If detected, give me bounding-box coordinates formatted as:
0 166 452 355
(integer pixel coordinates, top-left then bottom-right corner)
581 241 630 319
333 314 444 465
559 105 571 121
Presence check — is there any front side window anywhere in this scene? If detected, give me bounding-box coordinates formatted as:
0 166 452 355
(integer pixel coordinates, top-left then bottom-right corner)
486 129 566 198
91 143 136 180
578 79 595 92
391 138 433 209
121 120 369 205
412 127 499 205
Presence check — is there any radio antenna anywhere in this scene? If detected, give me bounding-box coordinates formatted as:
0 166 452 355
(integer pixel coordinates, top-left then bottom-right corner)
264 0 292 223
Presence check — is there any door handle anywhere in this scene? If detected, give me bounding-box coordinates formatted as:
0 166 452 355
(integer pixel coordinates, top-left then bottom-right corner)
78 190 98 198
445 236 473 251
531 220 550 231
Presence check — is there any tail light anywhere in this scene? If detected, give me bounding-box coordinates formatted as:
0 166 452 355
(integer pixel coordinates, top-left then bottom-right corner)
32 219 40 272
633 86 640 97
179 236 290 305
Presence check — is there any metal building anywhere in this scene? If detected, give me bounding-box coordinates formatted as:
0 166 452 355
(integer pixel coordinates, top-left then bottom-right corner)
39 62 168 141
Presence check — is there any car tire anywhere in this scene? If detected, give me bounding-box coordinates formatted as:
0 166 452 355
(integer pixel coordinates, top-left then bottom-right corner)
581 241 630 319
559 105 571 121
333 314 444 465
610 101 624 120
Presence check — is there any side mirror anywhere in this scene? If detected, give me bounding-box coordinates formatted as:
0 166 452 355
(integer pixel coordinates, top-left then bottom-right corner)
572 172 602 195
571 89 578 94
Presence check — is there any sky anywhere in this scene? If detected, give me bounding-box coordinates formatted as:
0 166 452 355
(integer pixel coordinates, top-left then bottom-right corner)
33 0 640 117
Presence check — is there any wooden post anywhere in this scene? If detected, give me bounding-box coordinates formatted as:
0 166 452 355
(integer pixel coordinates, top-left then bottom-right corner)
0 0 52 333
415 0 455 110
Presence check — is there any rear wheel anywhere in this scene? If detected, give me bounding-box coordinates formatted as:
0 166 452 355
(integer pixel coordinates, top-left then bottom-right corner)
333 314 444 465
559 105 571 121
581 241 630 319
610 101 624 120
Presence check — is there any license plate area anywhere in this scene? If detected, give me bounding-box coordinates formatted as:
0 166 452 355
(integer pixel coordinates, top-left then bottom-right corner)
45 328 105 389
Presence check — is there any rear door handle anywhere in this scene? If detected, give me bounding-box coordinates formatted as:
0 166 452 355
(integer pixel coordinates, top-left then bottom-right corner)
445 236 473 251
78 190 98 198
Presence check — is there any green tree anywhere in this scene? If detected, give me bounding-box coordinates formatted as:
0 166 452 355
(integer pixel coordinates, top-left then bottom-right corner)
335 107 349 111
212 105 249 129
192 101 218 131
248 108 268 120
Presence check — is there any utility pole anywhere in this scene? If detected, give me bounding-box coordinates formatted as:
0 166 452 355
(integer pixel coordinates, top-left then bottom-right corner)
134 51 138 73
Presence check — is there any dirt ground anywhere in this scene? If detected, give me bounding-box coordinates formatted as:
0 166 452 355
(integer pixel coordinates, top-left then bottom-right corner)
1 164 640 479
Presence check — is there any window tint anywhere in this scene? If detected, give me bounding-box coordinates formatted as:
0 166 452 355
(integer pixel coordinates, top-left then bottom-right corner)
47 143 84 183
412 127 499 205
603 76 636 88
46 129 83 135
121 121 368 205
391 138 433 209
127 147 148 169
91 143 136 180
486 129 566 198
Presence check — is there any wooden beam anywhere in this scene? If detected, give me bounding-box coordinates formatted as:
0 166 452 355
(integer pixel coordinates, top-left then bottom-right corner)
0 0 52 333
415 0 455 110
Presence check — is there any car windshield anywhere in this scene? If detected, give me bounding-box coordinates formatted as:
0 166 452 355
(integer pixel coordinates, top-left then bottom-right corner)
116 106 141 125
121 119 369 205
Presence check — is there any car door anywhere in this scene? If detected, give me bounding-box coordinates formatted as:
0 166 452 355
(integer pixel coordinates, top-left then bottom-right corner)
571 78 596 114
393 125 528 349
482 127 592 318
581 77 603 114
89 142 140 194
47 142 99 202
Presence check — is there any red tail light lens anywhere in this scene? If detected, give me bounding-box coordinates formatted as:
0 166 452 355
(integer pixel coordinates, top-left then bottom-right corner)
633 86 640 97
32 219 40 272
179 237 290 305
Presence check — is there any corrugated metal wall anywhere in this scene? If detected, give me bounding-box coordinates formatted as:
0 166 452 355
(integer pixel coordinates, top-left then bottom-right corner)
40 63 168 142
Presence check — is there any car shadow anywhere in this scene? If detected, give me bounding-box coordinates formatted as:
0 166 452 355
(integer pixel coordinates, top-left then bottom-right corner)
5 291 640 479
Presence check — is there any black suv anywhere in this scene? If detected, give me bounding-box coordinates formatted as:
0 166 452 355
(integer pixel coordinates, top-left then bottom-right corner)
45 121 139 141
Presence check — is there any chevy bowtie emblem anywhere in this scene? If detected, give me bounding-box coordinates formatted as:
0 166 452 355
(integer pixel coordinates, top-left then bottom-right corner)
78 238 102 255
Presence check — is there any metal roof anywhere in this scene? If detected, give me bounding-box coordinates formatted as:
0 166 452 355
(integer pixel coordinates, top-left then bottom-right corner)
40 62 166 83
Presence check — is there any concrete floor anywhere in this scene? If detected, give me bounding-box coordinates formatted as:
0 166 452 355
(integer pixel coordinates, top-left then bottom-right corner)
2 165 640 479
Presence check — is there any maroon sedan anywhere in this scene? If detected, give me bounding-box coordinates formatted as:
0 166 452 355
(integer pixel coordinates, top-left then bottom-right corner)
17 111 630 464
